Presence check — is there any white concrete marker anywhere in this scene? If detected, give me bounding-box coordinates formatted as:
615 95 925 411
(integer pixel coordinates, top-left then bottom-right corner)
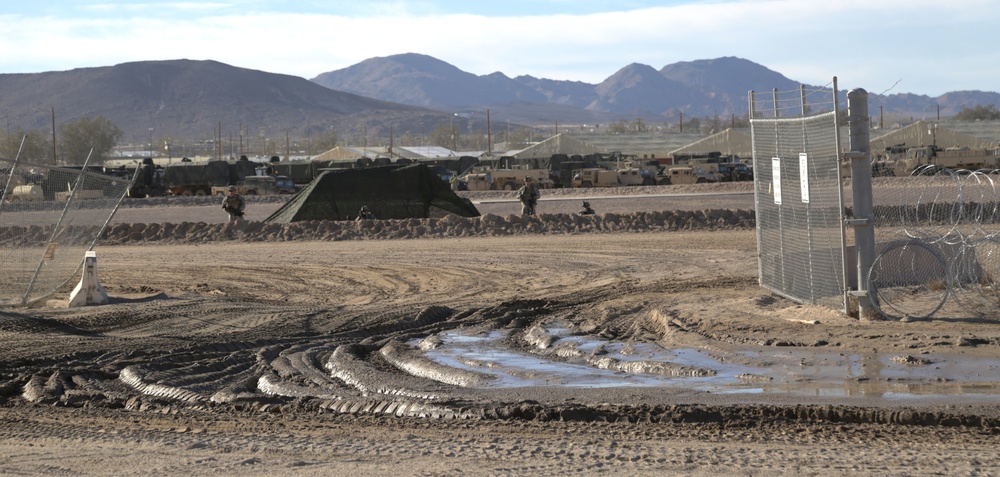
68 251 109 307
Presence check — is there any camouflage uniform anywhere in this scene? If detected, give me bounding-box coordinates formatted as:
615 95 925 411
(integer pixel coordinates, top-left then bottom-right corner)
517 178 540 215
222 188 246 222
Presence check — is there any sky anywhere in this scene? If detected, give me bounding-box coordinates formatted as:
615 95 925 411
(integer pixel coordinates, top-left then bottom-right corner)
0 0 997 97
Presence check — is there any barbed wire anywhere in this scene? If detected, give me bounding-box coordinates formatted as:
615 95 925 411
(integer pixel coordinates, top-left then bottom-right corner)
871 166 1000 319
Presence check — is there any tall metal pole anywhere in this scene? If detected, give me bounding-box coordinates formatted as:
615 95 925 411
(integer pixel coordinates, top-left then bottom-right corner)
50 107 57 165
846 87 877 318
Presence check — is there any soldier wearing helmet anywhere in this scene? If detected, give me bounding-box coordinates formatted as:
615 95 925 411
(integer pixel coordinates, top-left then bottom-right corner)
221 185 246 223
356 205 376 221
579 200 595 215
516 176 540 215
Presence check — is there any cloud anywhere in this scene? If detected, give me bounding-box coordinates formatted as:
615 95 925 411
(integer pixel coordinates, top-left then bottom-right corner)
1 0 999 96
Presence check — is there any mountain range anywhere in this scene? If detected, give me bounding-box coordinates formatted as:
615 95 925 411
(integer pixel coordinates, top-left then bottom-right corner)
1 54 997 145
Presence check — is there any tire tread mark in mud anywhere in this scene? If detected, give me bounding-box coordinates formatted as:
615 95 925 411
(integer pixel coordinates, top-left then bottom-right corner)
324 344 447 400
260 343 363 399
380 340 495 387
119 366 208 403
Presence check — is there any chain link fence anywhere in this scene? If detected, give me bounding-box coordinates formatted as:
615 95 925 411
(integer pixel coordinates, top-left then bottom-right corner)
0 157 133 307
750 85 848 312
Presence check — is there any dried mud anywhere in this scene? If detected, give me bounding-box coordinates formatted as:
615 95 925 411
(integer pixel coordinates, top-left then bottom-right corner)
2 184 1000 475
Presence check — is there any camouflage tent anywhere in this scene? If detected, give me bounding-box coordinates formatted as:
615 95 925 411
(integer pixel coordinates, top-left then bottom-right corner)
264 163 480 223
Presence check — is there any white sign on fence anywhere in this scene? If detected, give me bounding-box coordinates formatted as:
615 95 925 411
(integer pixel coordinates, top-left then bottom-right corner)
772 157 782 205
799 153 810 204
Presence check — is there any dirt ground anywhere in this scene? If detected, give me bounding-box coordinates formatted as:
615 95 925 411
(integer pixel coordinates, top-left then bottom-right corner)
3 183 1000 476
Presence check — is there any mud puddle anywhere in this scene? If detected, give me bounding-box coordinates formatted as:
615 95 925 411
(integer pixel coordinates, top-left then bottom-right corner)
415 325 1000 402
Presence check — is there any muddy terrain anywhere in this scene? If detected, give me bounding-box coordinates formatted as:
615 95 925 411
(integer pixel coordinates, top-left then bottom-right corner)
2 183 1000 476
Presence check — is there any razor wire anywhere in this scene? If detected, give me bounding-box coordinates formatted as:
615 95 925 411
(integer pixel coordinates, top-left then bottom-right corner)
871 166 1000 319
0 156 135 307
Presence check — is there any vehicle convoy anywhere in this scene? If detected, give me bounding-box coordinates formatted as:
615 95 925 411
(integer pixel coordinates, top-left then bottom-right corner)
891 146 1000 176
211 175 297 196
457 165 552 191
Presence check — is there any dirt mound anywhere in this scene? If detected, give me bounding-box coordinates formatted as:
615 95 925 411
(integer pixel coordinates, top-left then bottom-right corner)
90 209 755 245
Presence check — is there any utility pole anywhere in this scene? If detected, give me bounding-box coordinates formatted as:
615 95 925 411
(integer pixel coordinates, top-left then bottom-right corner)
50 107 57 164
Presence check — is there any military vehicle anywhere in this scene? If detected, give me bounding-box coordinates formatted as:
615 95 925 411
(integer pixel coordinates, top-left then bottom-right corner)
456 165 552 191
571 168 619 188
163 160 231 196
7 184 43 202
661 164 723 185
717 162 754 181
892 146 1000 176
569 167 650 188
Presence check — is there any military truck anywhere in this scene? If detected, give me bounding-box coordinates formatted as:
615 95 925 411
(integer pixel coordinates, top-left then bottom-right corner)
570 167 651 188
212 175 297 196
892 146 1000 176
717 162 754 182
163 160 231 196
616 168 648 186
661 164 723 185
456 165 552 191
490 166 553 190
571 168 619 187
457 172 496 191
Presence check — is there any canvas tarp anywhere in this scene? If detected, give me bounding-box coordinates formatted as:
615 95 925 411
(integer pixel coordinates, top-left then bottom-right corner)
264 163 480 223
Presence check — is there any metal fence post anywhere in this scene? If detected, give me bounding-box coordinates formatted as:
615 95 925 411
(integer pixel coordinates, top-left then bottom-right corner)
847 88 877 317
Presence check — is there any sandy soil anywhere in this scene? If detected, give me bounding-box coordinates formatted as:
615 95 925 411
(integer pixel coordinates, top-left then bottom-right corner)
2 183 1000 476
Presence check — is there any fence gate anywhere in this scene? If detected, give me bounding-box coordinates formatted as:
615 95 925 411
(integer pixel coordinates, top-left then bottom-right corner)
750 84 848 312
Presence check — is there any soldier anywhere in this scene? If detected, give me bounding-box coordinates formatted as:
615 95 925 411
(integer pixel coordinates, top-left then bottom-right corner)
221 185 246 223
579 201 595 215
517 176 540 215
356 205 376 221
